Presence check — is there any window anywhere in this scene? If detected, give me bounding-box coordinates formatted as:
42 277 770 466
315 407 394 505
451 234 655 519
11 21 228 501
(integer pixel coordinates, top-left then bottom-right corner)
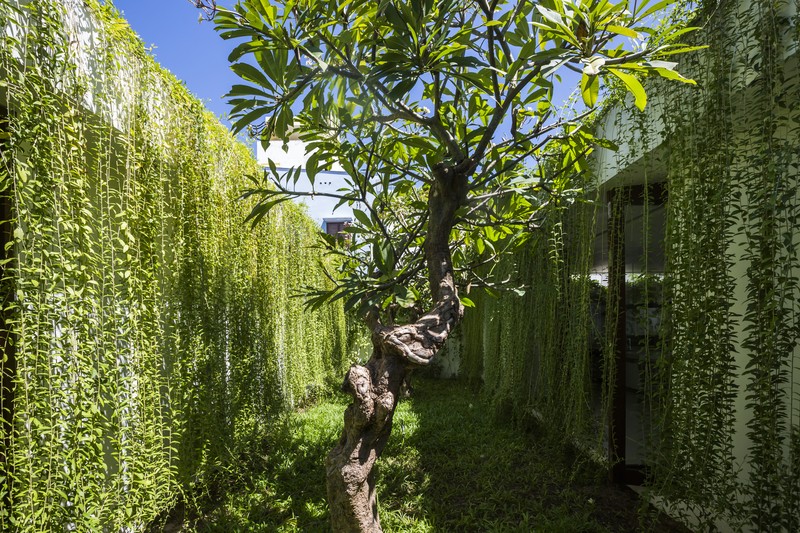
597 182 667 485
323 218 351 240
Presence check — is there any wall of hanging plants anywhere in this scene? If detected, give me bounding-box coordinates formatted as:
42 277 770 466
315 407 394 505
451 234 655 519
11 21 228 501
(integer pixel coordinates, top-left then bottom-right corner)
0 0 350 530
462 0 799 529
459 196 601 446
643 0 799 529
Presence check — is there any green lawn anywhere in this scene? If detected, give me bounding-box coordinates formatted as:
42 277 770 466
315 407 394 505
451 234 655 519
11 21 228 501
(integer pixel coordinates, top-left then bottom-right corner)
174 379 680 532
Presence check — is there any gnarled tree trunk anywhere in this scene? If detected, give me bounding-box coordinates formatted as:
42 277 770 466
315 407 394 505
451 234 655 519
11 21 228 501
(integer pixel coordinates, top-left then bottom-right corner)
325 166 468 532
324 352 405 532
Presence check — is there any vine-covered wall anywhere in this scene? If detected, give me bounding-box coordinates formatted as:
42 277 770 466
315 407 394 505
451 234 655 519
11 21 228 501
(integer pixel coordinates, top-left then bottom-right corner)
461 0 799 530
0 0 349 530
459 200 600 444
641 0 799 529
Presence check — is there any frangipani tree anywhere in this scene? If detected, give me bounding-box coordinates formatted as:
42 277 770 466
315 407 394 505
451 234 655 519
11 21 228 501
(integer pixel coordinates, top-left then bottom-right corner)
193 0 696 530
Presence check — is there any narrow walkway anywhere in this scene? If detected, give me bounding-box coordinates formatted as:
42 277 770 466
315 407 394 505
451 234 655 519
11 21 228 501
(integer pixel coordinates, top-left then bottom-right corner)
183 379 685 532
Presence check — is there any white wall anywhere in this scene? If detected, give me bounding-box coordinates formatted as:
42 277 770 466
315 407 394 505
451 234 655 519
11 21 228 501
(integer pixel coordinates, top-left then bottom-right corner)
256 139 358 224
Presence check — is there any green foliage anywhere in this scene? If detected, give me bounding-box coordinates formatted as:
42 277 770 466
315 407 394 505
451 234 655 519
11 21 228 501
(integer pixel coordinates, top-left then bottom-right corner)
638 0 800 528
460 189 600 445
0 0 351 530
197 0 697 319
186 379 677 532
459 0 800 528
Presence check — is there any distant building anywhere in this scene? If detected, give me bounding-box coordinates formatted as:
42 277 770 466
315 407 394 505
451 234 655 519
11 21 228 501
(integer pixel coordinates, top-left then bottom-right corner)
322 217 352 239
256 135 359 226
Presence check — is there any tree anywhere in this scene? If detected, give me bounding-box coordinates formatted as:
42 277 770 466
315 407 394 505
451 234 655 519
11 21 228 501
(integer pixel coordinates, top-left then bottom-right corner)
192 0 696 530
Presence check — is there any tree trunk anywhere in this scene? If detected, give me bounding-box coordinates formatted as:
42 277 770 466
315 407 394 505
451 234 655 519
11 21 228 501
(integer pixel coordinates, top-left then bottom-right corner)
325 352 405 532
326 165 469 532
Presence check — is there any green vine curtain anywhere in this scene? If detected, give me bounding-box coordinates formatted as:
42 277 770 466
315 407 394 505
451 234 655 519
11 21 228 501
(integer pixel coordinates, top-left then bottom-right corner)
463 0 799 529
0 0 349 530
460 199 599 444
647 0 800 529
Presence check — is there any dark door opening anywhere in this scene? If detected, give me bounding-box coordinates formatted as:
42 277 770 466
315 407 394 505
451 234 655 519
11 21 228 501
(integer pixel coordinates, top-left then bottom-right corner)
604 183 667 485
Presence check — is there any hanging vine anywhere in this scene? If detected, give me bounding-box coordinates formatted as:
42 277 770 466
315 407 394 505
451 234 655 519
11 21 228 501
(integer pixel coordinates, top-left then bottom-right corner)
463 0 799 529
0 0 351 530
636 0 800 529
461 179 600 444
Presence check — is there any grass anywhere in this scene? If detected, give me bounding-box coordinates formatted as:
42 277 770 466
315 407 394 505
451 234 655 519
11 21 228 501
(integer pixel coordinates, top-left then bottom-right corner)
176 379 681 532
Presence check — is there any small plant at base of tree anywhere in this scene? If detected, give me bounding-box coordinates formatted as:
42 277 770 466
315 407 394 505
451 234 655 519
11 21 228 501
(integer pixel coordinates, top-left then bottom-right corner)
192 0 699 530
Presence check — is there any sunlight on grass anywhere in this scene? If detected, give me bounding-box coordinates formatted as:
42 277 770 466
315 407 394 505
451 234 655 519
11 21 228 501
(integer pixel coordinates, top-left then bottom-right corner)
186 379 679 532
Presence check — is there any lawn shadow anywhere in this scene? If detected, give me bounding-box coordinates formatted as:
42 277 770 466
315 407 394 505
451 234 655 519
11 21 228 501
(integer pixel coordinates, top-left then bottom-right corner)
378 378 601 532
379 377 689 533
169 377 686 532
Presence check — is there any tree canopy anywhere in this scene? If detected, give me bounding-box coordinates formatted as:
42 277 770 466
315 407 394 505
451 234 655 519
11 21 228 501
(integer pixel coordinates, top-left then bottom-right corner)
195 0 697 323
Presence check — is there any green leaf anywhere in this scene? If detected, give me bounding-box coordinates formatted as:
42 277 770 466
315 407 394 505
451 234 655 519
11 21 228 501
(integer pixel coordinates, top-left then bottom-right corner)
394 286 416 308
306 153 319 184
372 241 395 274
227 84 272 98
608 67 647 111
353 208 371 228
635 0 673 19
594 137 619 150
230 62 271 88
231 105 271 134
475 237 485 255
662 26 702 43
535 5 565 27
606 25 639 39
580 72 599 108
651 67 697 85
655 45 708 56
255 0 275 24
228 41 260 62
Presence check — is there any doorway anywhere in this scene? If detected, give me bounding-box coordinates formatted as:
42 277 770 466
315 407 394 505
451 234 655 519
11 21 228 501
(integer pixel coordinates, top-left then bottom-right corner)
597 182 667 484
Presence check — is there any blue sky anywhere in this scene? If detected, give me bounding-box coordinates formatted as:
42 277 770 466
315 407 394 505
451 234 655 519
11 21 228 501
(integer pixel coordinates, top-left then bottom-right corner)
106 0 589 225
111 0 241 124
109 1 583 130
